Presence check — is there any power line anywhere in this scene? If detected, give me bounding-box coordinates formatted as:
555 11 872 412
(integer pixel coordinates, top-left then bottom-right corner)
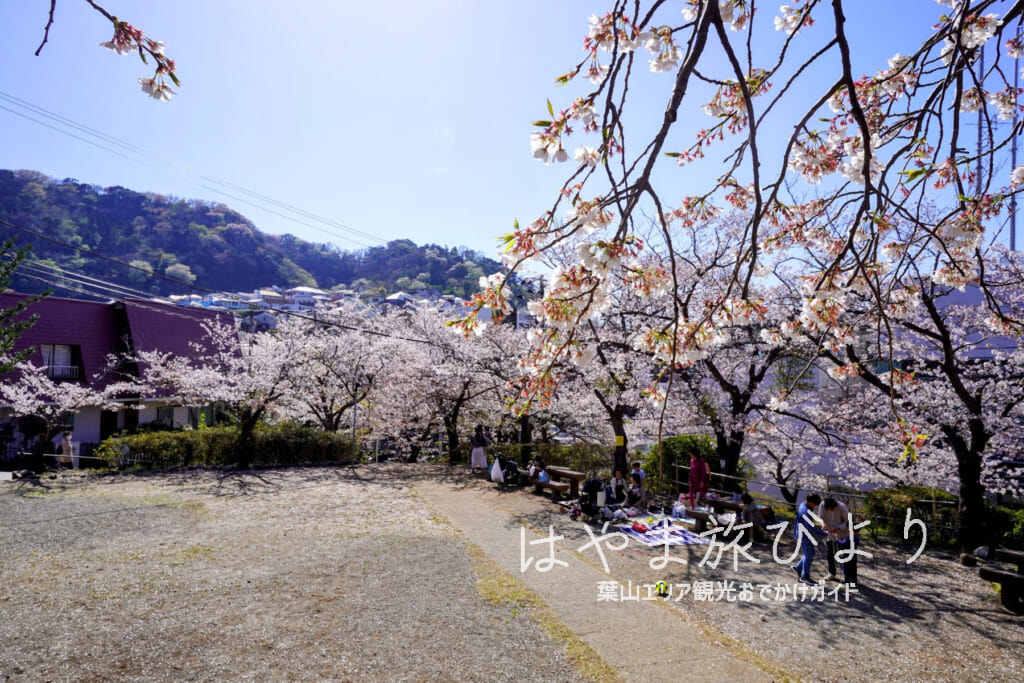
15 263 120 301
14 270 111 302
0 218 198 290
199 175 385 245
0 91 151 156
0 216 433 345
0 104 162 171
0 90 387 250
20 258 157 300
196 184 378 250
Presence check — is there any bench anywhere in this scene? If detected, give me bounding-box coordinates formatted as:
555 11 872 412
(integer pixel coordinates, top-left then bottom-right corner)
980 548 1024 614
704 497 745 514
545 466 587 497
529 477 571 500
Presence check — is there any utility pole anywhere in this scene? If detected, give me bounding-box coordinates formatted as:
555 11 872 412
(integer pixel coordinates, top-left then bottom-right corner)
1012 54 1019 252
351 380 358 463
977 49 985 199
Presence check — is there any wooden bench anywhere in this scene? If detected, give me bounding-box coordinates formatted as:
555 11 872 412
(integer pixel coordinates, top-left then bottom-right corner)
545 466 587 497
980 548 1024 614
529 477 571 500
704 497 745 514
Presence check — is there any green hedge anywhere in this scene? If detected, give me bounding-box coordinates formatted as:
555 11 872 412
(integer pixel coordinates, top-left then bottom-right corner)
987 506 1024 551
863 486 960 547
641 434 717 495
94 423 355 469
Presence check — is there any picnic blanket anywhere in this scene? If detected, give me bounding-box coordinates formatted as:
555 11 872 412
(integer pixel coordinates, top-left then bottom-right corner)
618 518 710 546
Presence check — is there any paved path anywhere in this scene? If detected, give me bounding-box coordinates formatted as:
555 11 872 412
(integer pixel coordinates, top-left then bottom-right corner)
415 478 777 682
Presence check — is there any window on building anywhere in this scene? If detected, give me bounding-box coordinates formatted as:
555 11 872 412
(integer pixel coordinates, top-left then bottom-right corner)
156 406 175 426
40 344 81 380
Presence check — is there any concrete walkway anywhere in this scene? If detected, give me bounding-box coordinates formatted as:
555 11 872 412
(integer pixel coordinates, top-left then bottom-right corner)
416 478 777 682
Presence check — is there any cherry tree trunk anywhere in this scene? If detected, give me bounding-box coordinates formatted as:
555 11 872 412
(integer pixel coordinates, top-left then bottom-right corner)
715 429 745 493
611 412 628 477
944 419 989 552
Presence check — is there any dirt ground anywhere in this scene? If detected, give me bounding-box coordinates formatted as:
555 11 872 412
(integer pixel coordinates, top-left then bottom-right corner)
2 463 1023 682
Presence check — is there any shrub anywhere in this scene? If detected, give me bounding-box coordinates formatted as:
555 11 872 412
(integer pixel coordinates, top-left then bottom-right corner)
250 423 354 465
641 434 716 495
95 423 355 469
863 486 960 548
987 506 1024 551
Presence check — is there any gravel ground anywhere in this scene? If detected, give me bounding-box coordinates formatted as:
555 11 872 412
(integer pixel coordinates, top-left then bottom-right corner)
451 468 1024 683
3 463 1023 682
0 466 585 682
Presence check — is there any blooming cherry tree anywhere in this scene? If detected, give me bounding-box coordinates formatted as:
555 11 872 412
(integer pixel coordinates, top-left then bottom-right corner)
376 305 514 462
457 0 1023 548
134 319 294 466
0 359 137 438
273 303 393 433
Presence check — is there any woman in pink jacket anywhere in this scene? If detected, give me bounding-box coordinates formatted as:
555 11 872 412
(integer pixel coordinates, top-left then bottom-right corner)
687 452 710 508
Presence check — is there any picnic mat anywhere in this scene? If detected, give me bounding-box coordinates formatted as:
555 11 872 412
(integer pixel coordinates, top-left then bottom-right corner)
618 518 710 546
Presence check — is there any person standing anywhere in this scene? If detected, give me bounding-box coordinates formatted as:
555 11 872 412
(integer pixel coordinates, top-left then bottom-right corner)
820 497 857 585
792 493 825 585
59 430 74 469
687 452 710 508
469 425 490 474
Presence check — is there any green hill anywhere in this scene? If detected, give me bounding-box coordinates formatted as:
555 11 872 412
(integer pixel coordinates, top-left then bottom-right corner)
0 169 502 298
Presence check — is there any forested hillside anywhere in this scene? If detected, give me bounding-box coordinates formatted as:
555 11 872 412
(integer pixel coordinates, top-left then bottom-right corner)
0 170 502 298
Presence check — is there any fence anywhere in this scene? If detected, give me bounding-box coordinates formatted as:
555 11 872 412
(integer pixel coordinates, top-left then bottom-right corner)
667 461 961 545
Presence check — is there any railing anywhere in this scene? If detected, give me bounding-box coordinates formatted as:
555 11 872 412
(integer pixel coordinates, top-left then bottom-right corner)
45 365 80 380
667 461 961 540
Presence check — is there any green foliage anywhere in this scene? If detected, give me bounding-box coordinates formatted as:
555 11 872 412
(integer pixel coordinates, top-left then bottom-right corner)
641 434 716 495
771 353 816 393
94 423 354 469
0 237 47 376
249 422 354 465
0 170 503 298
863 486 960 548
986 506 1024 551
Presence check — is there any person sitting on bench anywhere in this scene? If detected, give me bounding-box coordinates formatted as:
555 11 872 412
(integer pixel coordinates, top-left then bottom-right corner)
741 493 767 541
625 473 648 508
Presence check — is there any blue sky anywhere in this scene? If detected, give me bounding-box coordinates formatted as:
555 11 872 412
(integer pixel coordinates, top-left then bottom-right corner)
0 1 962 263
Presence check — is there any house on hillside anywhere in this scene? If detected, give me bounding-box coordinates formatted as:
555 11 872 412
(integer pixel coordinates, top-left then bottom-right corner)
239 309 277 333
285 286 328 309
255 288 287 308
381 291 417 310
0 292 234 461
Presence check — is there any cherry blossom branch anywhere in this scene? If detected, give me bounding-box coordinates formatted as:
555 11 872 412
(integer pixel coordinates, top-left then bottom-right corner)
58 0 181 100
34 0 58 56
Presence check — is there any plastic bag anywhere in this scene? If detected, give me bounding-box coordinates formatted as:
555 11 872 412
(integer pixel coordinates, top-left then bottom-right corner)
490 459 504 484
